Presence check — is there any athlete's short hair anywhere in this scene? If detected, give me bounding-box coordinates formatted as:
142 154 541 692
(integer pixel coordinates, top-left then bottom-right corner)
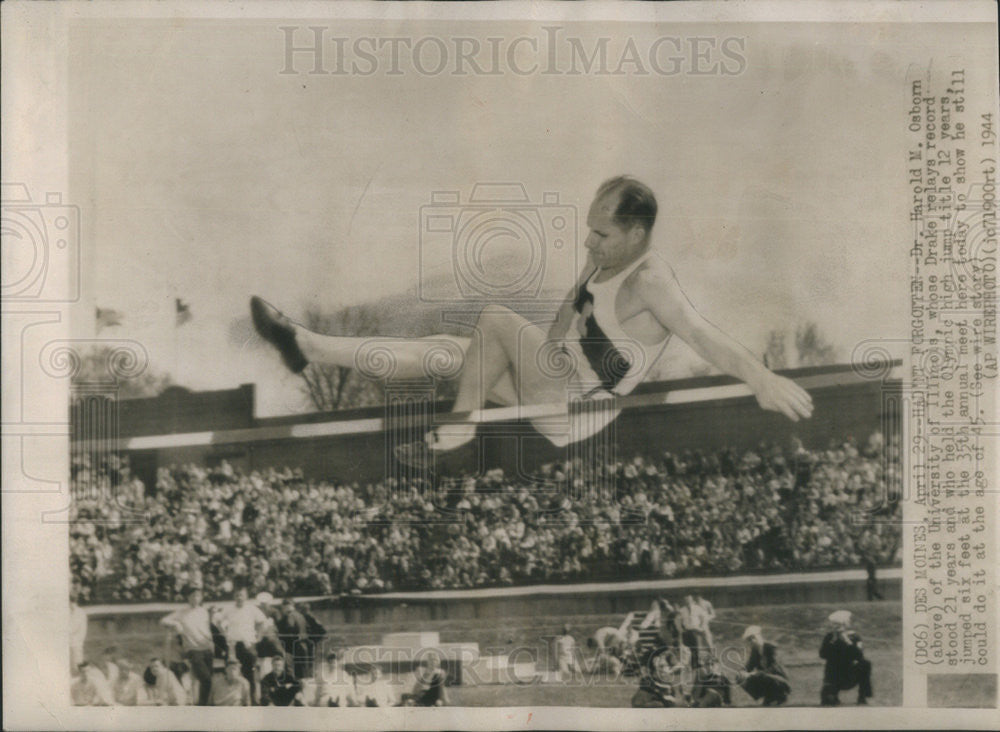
595 176 658 236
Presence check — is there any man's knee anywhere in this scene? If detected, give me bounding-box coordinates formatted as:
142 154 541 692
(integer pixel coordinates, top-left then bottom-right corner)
476 304 518 332
480 303 515 317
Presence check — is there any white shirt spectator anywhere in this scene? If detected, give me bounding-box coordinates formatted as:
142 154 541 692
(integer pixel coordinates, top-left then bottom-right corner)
113 669 148 706
556 632 581 676
220 603 267 646
160 605 213 651
71 664 115 706
146 666 187 706
676 603 709 633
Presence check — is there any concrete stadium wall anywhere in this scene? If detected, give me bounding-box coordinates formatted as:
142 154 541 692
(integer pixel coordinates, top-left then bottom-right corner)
85 568 901 641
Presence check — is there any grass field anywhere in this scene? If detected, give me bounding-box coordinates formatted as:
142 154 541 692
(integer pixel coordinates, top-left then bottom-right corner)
86 599 902 707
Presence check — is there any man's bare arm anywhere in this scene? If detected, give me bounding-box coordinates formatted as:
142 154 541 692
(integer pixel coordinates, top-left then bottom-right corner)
638 267 813 422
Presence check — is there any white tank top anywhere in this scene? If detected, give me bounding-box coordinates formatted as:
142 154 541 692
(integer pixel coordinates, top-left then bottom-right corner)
568 253 671 396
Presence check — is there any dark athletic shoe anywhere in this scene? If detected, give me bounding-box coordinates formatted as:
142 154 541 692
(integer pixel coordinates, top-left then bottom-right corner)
250 296 308 373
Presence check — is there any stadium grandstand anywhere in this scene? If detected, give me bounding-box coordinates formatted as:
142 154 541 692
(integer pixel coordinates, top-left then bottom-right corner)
68 362 904 707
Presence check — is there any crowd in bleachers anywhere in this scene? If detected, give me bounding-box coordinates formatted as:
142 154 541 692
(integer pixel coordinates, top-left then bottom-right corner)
70 432 900 605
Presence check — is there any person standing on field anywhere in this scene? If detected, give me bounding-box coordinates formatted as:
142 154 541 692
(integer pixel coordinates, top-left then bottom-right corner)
160 585 215 705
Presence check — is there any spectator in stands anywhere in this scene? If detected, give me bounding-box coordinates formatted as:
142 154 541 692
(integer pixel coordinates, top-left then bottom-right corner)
864 556 883 601
143 657 187 706
96 646 120 688
218 587 268 705
252 592 285 678
210 660 251 706
275 597 312 680
355 664 397 707
69 436 902 604
555 624 583 681
313 650 357 707
690 658 732 707
694 593 716 650
630 646 684 708
738 626 790 706
112 658 147 706
406 653 448 707
675 595 710 669
260 654 305 706
588 626 626 676
819 610 873 705
207 605 229 661
71 662 115 706
160 585 215 705
169 661 196 704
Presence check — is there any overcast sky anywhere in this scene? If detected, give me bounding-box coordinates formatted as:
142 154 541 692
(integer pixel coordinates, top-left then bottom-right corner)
67 19 981 416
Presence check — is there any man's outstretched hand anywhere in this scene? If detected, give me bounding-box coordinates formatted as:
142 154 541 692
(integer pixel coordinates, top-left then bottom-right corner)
753 373 814 422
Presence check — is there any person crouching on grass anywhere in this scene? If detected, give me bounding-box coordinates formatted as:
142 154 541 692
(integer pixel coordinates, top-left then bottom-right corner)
737 625 790 706
209 660 251 706
819 610 873 705
260 654 305 706
689 657 733 707
631 646 686 708
143 657 188 706
112 658 148 706
355 663 397 707
313 650 358 707
405 653 449 707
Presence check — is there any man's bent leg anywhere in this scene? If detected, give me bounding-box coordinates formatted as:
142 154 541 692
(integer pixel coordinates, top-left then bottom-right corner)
298 330 471 381
433 305 568 451
252 296 472 381
256 300 578 452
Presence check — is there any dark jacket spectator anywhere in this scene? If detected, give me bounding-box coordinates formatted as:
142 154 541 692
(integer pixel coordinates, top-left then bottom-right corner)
405 655 448 707
631 647 684 708
820 611 872 705
740 627 790 706
276 599 314 679
691 660 732 707
260 656 304 706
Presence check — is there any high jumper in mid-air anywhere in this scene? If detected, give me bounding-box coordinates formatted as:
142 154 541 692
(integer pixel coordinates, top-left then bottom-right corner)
251 175 812 464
